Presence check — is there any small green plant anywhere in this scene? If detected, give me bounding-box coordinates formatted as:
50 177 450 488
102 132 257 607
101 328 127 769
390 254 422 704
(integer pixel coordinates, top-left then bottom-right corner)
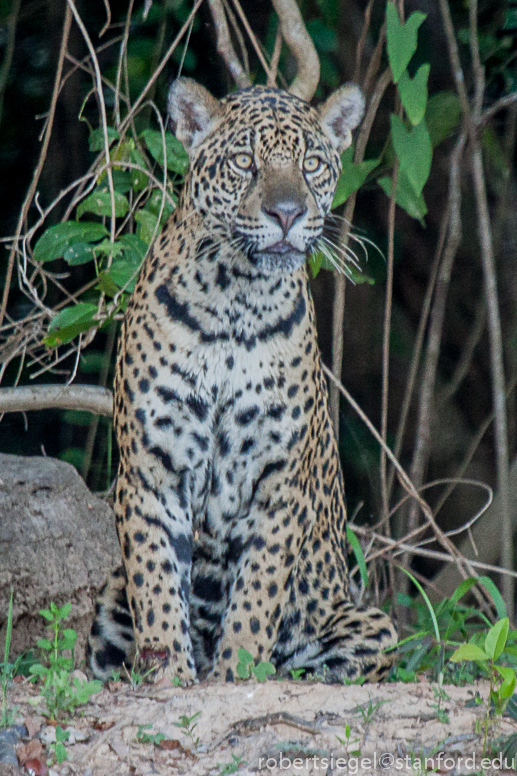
335 723 361 758
136 724 166 745
393 573 511 685
29 602 102 720
236 648 276 682
173 711 201 747
430 686 450 724
450 617 516 757
218 753 247 774
48 724 70 764
1 589 20 728
354 697 390 725
289 668 305 680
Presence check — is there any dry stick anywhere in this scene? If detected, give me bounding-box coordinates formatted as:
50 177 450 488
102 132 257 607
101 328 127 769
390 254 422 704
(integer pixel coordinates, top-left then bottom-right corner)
267 27 283 87
351 524 517 581
323 363 473 574
0 4 72 333
270 0 319 101
439 0 513 618
228 0 272 82
329 67 392 432
403 133 466 564
471 145 513 616
114 0 135 127
353 0 375 83
66 0 116 244
0 0 21 126
481 90 517 125
0 385 113 416
380 159 398 527
118 0 205 137
387 209 448 506
329 0 380 434
222 0 250 77
208 0 251 89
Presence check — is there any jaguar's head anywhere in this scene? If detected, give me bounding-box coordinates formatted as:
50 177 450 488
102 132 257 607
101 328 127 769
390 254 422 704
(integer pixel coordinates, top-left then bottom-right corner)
168 78 364 274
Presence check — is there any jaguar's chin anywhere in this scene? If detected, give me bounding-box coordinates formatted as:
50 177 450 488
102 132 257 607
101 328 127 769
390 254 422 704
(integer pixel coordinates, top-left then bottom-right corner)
248 243 307 274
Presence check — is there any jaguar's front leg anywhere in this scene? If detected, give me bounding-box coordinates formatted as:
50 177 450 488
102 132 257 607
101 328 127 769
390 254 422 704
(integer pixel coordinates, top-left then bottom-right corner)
116 458 197 684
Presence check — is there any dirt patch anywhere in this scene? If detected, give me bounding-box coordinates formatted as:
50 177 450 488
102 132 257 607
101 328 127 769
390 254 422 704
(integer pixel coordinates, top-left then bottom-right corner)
6 678 517 775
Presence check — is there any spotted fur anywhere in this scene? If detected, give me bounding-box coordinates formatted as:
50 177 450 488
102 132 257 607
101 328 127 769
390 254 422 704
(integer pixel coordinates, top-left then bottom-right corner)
88 79 397 684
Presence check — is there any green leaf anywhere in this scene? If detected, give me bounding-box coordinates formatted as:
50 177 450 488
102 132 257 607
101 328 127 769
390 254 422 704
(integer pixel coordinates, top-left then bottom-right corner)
251 661 276 682
64 242 95 266
97 271 119 297
129 147 149 190
34 222 108 263
346 525 368 587
378 170 427 222
135 209 159 244
54 742 68 763
77 190 129 219
93 239 124 258
386 3 427 83
495 665 516 699
48 304 97 333
477 576 507 620
55 725 70 743
309 251 323 278
236 647 253 679
390 115 432 195
397 64 430 126
425 91 462 147
45 302 98 345
485 618 509 661
449 643 490 663
332 147 380 208
142 129 189 175
58 602 72 619
89 126 119 152
36 639 53 651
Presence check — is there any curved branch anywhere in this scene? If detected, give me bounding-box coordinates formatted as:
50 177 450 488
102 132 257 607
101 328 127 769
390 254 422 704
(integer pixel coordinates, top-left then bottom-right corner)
0 385 113 416
271 0 319 101
208 0 251 89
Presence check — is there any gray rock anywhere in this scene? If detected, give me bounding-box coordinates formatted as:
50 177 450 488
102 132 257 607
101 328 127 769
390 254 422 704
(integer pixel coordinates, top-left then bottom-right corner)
0 454 120 663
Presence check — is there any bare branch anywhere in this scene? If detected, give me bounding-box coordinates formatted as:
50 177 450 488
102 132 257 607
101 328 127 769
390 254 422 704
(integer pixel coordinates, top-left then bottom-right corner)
208 0 251 89
0 4 72 332
270 0 319 101
0 385 113 416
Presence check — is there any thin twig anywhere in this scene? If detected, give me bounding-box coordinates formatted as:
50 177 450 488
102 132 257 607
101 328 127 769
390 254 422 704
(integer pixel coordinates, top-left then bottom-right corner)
66 0 116 243
403 133 466 557
208 0 251 89
270 0 320 100
0 4 72 332
229 0 272 82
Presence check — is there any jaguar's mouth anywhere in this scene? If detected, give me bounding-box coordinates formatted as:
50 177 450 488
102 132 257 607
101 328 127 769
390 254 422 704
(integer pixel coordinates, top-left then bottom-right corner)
256 240 300 255
249 242 307 274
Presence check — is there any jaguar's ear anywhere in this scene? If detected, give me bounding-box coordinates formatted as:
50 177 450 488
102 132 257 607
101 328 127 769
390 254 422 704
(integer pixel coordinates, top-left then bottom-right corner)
168 78 224 154
318 84 365 154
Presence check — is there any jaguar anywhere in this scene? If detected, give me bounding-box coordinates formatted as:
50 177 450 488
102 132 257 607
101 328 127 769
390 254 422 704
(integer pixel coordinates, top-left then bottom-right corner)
87 77 397 684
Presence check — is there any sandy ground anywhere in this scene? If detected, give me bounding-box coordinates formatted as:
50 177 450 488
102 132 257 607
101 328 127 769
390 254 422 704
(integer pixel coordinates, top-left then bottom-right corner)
5 677 517 776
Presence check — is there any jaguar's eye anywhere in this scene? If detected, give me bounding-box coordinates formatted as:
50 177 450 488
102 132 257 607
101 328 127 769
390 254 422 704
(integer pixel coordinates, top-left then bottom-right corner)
303 156 323 174
233 153 254 170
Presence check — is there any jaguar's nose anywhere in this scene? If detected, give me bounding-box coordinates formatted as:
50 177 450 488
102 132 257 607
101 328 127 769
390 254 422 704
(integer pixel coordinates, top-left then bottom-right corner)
263 202 307 238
